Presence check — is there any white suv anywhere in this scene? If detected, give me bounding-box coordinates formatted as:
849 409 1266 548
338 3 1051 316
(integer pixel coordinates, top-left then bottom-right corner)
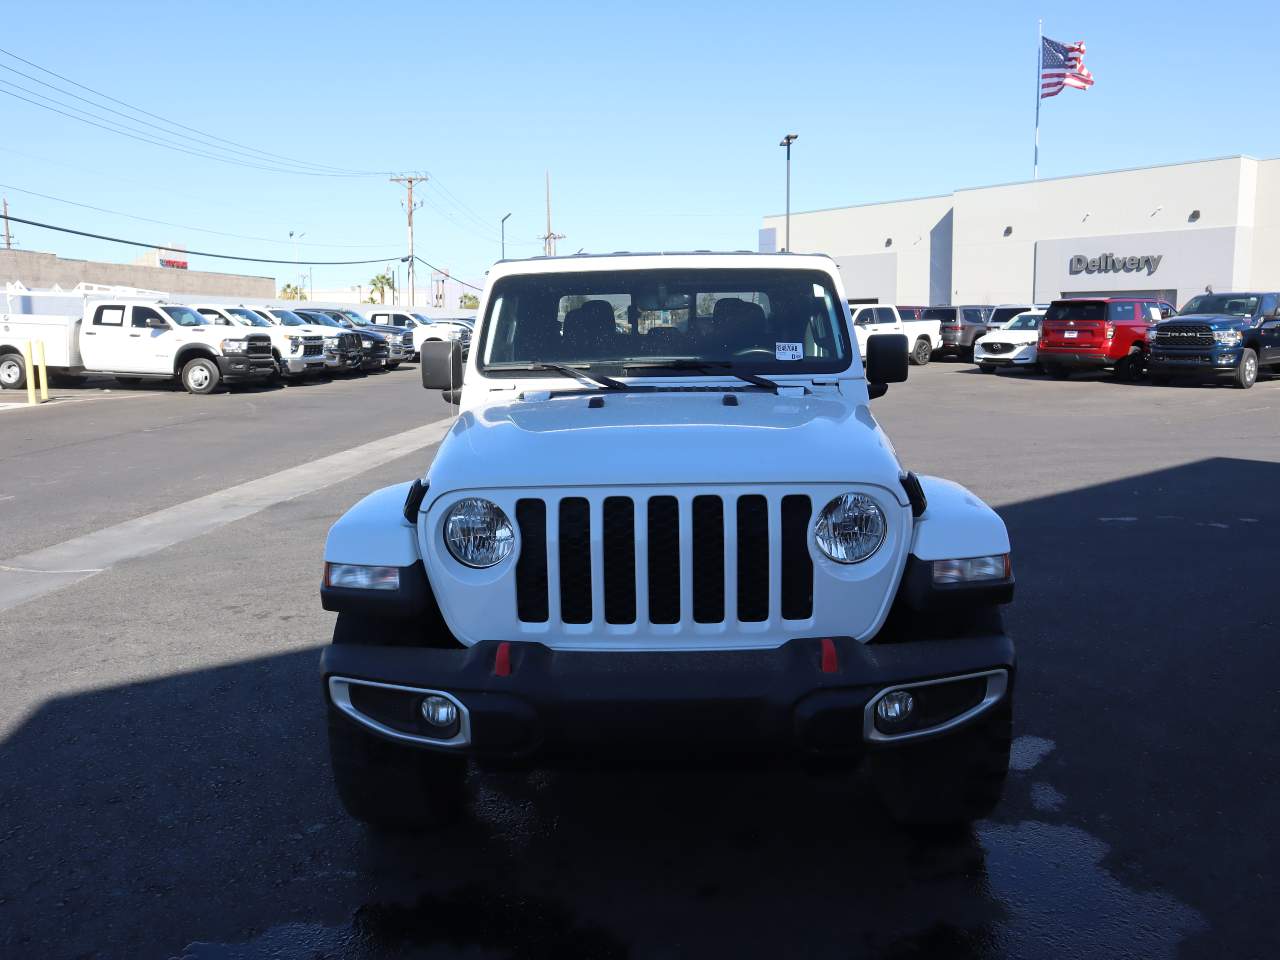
319 253 1016 829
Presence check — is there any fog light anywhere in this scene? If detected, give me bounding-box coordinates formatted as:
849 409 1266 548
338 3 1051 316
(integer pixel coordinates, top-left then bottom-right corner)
875 690 915 726
421 695 459 728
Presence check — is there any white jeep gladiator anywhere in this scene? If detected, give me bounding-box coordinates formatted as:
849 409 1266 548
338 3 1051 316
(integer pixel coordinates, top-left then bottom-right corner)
321 253 1015 829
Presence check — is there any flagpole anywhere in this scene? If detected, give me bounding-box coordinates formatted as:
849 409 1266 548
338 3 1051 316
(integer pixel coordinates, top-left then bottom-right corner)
1034 18 1043 179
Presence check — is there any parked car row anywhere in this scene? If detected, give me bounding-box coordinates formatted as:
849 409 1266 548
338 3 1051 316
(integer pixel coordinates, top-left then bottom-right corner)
0 291 474 394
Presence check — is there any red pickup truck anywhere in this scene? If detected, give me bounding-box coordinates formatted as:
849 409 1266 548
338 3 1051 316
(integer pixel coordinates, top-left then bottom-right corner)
1038 297 1175 380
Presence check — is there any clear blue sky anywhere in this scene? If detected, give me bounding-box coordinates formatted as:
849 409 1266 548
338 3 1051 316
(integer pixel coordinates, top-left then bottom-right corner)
2 0 1277 295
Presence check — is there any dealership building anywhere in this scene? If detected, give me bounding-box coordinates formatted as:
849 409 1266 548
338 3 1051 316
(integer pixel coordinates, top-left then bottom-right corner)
759 155 1280 308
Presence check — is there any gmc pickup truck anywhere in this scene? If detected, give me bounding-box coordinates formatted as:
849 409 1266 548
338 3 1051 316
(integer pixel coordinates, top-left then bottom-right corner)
1148 292 1280 389
1 298 274 394
319 252 1016 830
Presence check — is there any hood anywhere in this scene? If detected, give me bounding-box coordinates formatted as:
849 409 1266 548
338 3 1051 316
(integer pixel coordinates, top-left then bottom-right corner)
1159 313 1251 330
977 329 1038 344
367 324 410 336
425 389 905 498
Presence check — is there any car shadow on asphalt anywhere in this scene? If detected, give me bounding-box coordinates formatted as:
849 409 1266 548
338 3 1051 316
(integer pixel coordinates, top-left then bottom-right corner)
6 458 1277 958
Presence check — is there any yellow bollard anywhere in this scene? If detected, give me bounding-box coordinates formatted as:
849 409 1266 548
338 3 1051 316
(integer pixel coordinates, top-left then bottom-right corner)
34 340 48 403
21 339 35 406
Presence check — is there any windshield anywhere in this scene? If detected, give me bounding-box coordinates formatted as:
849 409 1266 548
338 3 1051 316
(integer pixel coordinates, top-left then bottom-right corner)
478 268 849 375
271 310 309 326
1046 301 1106 322
1005 314 1041 330
339 311 370 326
990 307 1028 325
162 306 207 327
412 314 433 324
1179 294 1260 317
921 308 955 322
227 308 271 327
296 310 342 328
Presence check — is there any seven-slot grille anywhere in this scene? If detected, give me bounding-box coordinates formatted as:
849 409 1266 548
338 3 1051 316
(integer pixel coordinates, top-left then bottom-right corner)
1155 324 1213 348
514 493 814 627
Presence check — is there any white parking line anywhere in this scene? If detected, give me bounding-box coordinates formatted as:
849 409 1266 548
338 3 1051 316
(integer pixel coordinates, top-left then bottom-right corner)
0 392 163 412
0 415 455 612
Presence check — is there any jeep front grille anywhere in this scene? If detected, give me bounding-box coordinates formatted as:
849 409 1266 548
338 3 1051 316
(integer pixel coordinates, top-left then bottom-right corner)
514 492 814 627
1155 324 1213 348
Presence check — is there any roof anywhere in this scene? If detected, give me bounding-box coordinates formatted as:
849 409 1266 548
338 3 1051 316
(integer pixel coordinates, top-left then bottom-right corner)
487 251 837 282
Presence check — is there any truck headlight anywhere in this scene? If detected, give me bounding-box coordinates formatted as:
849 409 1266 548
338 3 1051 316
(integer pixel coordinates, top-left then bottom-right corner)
444 498 514 568
932 555 1010 584
221 339 248 354
362 339 373 349
1213 330 1242 346
814 493 886 563
286 336 302 354
325 562 400 590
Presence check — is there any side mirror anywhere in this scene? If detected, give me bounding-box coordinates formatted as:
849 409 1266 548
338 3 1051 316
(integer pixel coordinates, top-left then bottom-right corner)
421 339 463 391
148 315 168 329
865 333 909 393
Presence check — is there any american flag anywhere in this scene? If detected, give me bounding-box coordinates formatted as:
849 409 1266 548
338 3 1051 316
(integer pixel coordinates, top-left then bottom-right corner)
1040 37 1094 98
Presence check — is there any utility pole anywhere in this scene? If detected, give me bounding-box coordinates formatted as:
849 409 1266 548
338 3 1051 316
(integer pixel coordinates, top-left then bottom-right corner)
540 170 565 256
391 174 427 307
2 197 10 250
501 212 511 260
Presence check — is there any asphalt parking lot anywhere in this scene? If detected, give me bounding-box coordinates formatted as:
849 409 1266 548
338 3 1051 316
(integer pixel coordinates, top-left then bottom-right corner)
2 361 1278 959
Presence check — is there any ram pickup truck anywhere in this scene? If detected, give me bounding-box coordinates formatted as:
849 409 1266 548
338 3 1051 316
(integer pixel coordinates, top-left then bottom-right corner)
192 303 327 380
294 308 391 371
1148 292 1280 389
0 299 274 394
1038 297 1172 380
252 307 362 374
319 252 1016 830
849 304 941 366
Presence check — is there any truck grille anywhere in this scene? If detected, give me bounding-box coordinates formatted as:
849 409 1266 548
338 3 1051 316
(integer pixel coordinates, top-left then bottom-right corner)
246 335 272 357
302 337 323 357
1154 325 1213 348
514 493 814 626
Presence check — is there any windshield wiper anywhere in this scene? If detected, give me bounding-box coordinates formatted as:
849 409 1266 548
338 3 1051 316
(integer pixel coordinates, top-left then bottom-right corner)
623 360 780 392
495 362 626 391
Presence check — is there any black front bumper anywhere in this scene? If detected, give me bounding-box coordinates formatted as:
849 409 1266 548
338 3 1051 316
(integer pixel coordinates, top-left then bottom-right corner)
217 354 276 382
1149 350 1238 376
322 634 1015 761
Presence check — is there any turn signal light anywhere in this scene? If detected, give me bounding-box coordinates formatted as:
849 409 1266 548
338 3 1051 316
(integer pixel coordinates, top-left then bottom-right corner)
932 554 1010 585
324 562 400 591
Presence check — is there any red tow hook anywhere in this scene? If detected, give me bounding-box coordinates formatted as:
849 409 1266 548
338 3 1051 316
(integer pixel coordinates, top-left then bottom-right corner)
493 641 512 678
820 637 839 675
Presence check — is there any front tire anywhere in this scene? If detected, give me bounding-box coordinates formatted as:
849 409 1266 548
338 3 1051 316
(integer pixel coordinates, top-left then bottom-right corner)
1233 348 1258 389
867 698 1013 826
909 338 932 366
1113 348 1146 382
0 352 26 390
180 357 220 395
327 709 468 831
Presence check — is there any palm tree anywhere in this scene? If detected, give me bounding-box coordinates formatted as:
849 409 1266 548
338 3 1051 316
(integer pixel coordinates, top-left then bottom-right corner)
369 272 395 304
279 283 307 301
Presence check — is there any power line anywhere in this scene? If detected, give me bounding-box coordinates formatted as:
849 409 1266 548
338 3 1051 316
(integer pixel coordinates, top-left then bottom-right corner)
6 213 404 266
0 181 399 249
413 256 484 292
0 46 386 177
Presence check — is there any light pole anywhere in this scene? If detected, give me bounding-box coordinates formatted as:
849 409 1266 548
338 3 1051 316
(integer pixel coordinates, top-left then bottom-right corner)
289 231 305 296
501 213 511 260
778 134 798 252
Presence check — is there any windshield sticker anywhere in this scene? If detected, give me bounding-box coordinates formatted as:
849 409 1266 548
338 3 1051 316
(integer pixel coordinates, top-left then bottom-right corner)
775 342 803 361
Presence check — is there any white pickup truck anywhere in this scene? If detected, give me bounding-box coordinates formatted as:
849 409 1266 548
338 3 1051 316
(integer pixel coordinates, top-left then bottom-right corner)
850 305 941 367
191 303 328 380
0 298 275 394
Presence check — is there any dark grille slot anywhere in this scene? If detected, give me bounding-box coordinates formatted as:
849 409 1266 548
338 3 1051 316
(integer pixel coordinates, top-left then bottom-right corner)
691 496 725 623
647 496 680 624
602 497 636 624
736 495 770 622
515 499 548 622
780 495 814 620
558 498 592 623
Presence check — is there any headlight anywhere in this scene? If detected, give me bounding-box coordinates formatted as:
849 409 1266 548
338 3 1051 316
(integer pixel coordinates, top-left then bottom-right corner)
287 337 302 354
362 339 373 348
221 339 248 354
325 562 400 591
444 498 514 568
1213 329 1242 346
814 493 886 563
932 555 1010 584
